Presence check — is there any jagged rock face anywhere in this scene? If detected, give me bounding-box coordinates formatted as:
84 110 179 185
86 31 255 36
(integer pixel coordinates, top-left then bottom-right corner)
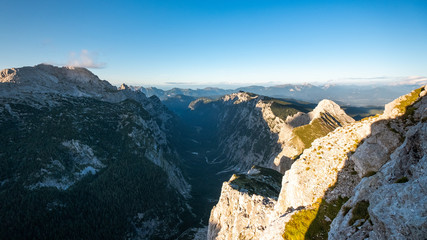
309 99 355 124
190 92 354 174
0 65 191 239
207 166 283 240
266 87 425 239
187 92 286 172
214 93 283 172
206 96 356 239
275 115 374 214
329 87 427 240
272 99 355 173
208 86 426 240
350 121 402 178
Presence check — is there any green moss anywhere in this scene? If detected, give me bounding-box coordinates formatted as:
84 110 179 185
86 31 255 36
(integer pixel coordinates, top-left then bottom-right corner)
395 176 409 183
349 200 370 226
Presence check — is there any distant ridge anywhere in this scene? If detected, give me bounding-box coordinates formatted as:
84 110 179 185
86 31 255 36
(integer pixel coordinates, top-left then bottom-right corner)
137 82 425 107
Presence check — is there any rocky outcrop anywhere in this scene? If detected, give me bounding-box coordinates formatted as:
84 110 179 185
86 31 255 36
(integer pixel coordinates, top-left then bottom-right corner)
329 87 427 240
208 86 426 240
309 99 355 124
207 166 283 240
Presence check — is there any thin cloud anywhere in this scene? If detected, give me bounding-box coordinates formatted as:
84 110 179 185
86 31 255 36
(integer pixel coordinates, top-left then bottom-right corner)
164 81 196 85
67 49 106 69
346 76 388 80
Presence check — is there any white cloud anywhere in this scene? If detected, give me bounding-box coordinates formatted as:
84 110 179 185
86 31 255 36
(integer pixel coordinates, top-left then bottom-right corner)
67 49 106 69
393 76 427 86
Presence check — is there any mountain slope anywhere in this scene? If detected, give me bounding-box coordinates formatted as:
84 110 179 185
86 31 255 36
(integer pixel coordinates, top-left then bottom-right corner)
0 64 192 239
188 92 354 173
207 85 426 239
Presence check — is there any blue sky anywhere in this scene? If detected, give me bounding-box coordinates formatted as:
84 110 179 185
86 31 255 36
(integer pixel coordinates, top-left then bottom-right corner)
1 0 427 88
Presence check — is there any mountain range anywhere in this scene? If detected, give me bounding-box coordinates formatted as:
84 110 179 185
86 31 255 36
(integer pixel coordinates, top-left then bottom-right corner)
137 81 425 107
1 64 426 239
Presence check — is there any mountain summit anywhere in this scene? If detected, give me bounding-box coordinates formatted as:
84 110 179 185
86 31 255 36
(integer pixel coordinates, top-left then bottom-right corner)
0 64 116 98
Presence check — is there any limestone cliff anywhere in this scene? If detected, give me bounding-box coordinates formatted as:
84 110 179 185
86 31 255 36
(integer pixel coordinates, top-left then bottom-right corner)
191 92 354 174
207 166 283 240
208 86 426 239
329 87 427 240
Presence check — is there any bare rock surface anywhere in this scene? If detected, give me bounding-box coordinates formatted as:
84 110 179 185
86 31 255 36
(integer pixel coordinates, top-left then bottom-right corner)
209 85 426 240
207 166 282 240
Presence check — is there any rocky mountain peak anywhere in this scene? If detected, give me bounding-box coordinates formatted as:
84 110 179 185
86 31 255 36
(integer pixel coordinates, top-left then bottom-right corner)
0 64 119 100
221 91 258 104
309 99 354 124
119 83 130 90
0 68 17 83
33 63 103 85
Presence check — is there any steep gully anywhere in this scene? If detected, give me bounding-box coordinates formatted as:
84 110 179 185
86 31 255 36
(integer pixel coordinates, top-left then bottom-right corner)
170 101 234 237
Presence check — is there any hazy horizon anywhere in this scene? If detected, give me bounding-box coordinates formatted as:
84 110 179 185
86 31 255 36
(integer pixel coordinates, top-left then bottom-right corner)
119 75 427 90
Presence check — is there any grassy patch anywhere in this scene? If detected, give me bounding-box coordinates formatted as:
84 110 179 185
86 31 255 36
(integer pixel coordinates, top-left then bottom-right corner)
396 87 423 114
292 113 339 149
361 114 380 121
264 97 314 121
283 205 319 240
269 100 301 121
349 200 370 226
282 197 349 240
395 176 409 183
